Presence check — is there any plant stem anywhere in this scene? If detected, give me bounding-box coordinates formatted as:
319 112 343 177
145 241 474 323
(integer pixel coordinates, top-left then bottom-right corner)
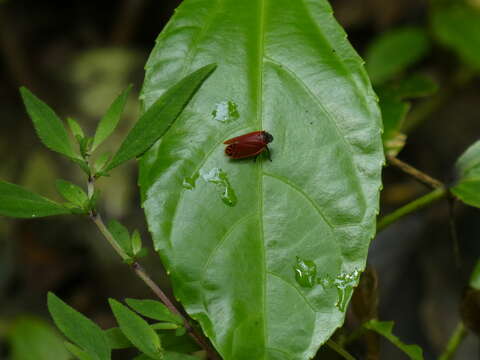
438 322 468 360
326 339 356 360
386 155 443 189
377 187 448 232
86 171 220 359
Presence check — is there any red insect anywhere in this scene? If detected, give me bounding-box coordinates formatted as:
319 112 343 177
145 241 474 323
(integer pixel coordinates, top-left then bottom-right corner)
224 130 274 161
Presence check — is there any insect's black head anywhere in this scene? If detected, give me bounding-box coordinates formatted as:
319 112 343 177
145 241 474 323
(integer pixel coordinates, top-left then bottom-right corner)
263 131 274 144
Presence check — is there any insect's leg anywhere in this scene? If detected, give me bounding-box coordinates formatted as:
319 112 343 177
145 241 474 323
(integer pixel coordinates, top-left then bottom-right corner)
265 146 272 162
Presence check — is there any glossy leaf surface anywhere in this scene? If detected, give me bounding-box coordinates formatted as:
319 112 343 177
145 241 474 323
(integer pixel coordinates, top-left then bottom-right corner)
47 293 110 360
139 0 383 358
364 320 423 360
365 27 430 85
451 140 480 208
0 180 70 218
431 5 480 71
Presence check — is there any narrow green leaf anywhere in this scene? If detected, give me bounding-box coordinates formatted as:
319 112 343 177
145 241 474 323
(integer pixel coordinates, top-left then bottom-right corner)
126 298 183 325
104 327 132 350
131 230 143 256
92 85 132 151
365 27 430 84
451 140 480 208
20 87 77 159
94 153 112 174
107 220 132 256
151 323 180 330
47 292 110 360
431 5 480 71
64 342 95 360
55 179 88 208
8 317 70 360
0 180 70 218
139 0 384 358
105 64 216 171
109 299 163 359
67 117 85 140
364 320 424 360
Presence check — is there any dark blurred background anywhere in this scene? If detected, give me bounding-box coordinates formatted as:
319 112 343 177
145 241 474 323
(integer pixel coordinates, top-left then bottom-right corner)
0 0 479 359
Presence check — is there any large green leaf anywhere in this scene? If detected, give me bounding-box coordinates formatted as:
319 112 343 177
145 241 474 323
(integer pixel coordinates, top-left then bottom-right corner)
139 1 383 359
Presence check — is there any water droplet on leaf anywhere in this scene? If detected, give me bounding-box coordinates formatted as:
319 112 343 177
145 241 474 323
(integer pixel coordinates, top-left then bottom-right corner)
202 168 237 206
182 172 199 190
212 101 239 123
319 270 361 311
293 257 317 288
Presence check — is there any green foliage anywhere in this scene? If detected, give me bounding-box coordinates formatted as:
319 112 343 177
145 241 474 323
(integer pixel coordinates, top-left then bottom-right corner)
47 292 111 360
431 4 480 71
0 180 71 218
92 85 132 151
19 87 78 160
131 230 143 256
109 299 164 359
105 64 216 172
451 140 480 208
107 220 132 256
365 27 430 84
7 317 70 360
139 0 383 357
55 179 89 209
378 74 438 156
67 117 85 140
364 320 424 360
105 327 133 350
126 298 183 324
64 342 95 360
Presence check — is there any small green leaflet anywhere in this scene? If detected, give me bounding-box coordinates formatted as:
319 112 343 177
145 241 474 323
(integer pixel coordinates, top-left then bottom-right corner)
105 64 216 171
0 180 71 218
64 342 95 360
47 292 111 360
364 320 423 360
55 179 89 208
109 299 164 359
92 85 132 151
107 220 132 256
125 298 183 324
20 87 78 160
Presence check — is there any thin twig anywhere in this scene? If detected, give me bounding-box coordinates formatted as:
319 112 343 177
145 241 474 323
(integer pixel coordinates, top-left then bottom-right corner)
438 322 468 360
326 339 357 360
386 155 444 190
377 187 448 232
86 169 220 359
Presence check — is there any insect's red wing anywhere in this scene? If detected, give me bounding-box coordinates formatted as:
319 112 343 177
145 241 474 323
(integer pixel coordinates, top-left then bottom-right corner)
223 131 265 145
226 142 267 159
